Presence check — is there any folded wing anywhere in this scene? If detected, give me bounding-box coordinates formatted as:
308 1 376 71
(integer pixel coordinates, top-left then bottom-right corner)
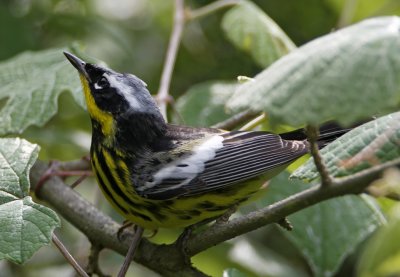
138 131 309 200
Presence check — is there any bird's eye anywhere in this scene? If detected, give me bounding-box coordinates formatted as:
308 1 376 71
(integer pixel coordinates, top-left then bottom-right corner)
97 77 109 88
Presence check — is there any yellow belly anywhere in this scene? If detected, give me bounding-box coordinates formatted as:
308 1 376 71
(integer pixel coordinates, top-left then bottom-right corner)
94 166 269 229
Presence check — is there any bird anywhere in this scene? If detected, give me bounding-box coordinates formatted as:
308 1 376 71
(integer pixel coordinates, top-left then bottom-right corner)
64 51 346 230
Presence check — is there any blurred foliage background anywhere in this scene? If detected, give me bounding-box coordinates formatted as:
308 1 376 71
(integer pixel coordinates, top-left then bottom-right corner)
2 0 399 161
1 0 400 276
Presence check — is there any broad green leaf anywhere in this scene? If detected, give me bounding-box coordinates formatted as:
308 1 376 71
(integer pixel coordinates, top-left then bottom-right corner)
0 197 60 264
0 138 39 199
0 138 60 264
227 17 400 127
357 203 400 277
221 1 295 68
229 238 309 277
291 112 400 181
0 48 84 135
175 81 238 127
259 171 385 277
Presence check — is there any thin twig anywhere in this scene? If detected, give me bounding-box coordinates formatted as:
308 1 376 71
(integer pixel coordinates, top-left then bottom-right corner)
117 226 144 277
53 170 93 178
156 0 185 120
35 160 92 196
35 161 59 196
212 110 259 130
59 157 91 171
187 0 242 21
306 125 333 186
52 234 89 277
70 175 89 189
239 113 266 131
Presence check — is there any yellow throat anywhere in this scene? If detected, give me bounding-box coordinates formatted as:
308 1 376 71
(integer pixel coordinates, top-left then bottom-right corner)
79 75 115 139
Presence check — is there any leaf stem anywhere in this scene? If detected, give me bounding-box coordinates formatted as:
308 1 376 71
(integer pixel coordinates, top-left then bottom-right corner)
52 234 89 277
156 0 185 120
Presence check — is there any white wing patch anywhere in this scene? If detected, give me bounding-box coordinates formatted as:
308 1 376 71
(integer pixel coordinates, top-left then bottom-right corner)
104 73 143 111
138 135 224 192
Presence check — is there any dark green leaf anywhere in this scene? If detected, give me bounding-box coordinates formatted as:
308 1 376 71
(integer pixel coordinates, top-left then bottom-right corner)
0 138 39 199
357 203 400 277
0 48 84 135
0 197 60 264
227 17 400 127
221 1 295 68
258 171 385 277
291 112 400 181
175 81 238 127
229 237 309 277
0 138 60 264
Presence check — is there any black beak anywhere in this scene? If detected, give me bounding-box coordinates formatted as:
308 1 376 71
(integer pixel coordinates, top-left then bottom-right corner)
63 51 91 82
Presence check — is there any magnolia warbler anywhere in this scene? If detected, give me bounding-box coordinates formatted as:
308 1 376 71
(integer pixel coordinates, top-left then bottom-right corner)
64 52 346 230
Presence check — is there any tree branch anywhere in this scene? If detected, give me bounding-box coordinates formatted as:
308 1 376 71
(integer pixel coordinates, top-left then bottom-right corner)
239 113 266 131
87 243 109 277
156 0 185 120
30 158 400 275
30 161 206 277
186 158 400 255
212 110 259 130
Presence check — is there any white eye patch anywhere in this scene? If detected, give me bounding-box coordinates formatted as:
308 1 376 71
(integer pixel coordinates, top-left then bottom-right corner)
103 73 143 111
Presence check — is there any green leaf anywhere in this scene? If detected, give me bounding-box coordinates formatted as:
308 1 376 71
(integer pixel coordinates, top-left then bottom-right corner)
229 237 309 277
0 138 39 199
0 197 60 264
0 138 60 264
357 203 400 277
221 1 295 68
259 171 385 277
227 16 400 127
223 268 247 277
291 112 400 181
175 81 238 127
0 48 84 135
